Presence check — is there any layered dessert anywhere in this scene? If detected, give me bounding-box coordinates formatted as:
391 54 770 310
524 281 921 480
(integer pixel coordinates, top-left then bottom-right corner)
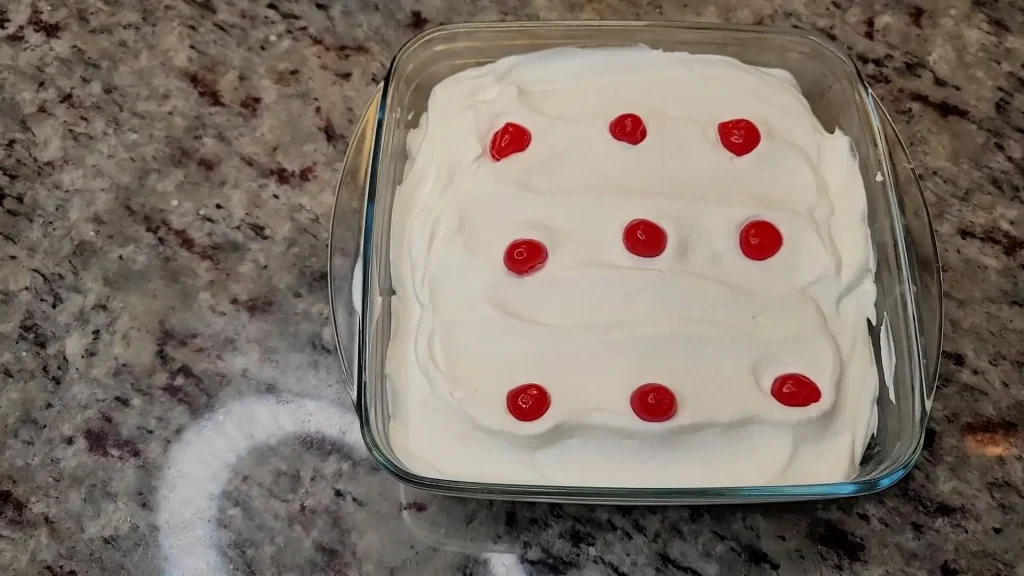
385 47 879 487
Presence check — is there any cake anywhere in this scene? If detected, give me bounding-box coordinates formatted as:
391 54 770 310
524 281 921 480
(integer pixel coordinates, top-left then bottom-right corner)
385 47 879 487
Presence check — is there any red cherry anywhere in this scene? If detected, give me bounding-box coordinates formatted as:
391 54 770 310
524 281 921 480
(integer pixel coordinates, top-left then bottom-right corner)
739 220 783 261
609 113 647 145
717 118 761 157
770 373 822 407
506 383 551 422
503 239 548 276
630 383 678 422
622 219 667 258
489 122 531 161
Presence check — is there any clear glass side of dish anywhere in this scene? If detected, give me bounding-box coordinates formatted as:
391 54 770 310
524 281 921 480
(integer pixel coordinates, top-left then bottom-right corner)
329 22 942 503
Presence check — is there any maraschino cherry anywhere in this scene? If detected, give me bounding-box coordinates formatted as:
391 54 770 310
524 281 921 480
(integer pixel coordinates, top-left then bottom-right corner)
770 373 821 407
718 118 761 157
630 383 678 422
623 219 667 258
503 239 548 276
739 219 782 261
507 383 551 422
609 113 647 145
489 122 531 161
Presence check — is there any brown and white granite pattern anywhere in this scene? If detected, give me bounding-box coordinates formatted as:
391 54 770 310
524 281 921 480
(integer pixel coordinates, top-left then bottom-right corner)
0 0 1022 574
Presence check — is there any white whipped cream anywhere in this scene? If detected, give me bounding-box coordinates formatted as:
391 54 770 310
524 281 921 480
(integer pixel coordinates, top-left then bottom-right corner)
385 47 880 487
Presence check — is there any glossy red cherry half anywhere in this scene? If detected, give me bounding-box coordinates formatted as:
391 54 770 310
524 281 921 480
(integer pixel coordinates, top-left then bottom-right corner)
489 122 531 161
506 383 551 422
739 219 783 261
609 113 647 145
718 118 761 157
770 373 822 407
622 219 667 258
503 239 548 276
630 383 678 422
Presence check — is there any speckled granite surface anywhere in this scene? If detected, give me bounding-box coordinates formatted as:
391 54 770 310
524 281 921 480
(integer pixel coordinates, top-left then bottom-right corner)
1 0 1022 574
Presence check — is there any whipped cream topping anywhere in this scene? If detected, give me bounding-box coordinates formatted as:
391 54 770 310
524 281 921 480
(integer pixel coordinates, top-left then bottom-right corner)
385 47 880 487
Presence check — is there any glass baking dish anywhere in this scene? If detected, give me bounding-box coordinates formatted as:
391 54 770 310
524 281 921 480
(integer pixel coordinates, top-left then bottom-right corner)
328 21 943 504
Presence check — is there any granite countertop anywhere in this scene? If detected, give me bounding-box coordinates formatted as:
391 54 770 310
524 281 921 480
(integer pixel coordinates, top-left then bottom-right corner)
1 0 1022 574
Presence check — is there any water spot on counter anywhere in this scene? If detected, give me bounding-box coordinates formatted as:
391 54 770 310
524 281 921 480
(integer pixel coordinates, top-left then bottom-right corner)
408 10 430 31
186 72 226 107
808 518 865 564
157 396 364 576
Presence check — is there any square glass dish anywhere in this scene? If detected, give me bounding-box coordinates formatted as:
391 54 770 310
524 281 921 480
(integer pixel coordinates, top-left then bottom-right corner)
328 22 943 504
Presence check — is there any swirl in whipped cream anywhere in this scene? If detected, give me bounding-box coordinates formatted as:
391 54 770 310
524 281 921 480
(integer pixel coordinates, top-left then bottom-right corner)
385 47 879 487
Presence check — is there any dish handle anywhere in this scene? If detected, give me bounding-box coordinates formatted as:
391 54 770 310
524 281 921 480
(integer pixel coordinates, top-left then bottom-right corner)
871 92 943 411
329 86 382 407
